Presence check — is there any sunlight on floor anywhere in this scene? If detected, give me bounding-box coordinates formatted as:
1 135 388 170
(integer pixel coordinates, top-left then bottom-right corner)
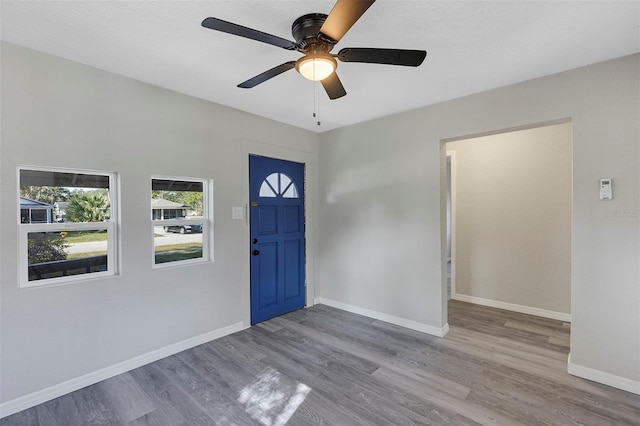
238 367 311 426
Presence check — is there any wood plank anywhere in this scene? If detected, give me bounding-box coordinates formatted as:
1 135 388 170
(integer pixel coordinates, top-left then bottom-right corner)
371 366 515 426
68 381 123 425
128 363 215 425
0 407 39 426
548 335 570 347
95 372 155 423
126 406 189 426
504 319 571 340
154 354 256 425
33 394 82 426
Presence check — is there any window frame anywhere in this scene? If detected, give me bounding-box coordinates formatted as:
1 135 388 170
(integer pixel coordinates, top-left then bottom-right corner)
151 175 213 269
17 166 119 288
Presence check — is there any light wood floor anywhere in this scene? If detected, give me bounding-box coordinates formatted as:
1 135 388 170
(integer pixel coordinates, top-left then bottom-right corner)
2 301 639 425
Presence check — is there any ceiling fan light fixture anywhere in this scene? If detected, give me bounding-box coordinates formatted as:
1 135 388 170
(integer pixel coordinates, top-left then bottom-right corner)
296 54 337 81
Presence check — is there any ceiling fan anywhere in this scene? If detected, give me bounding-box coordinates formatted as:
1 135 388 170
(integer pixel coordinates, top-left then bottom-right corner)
201 0 426 100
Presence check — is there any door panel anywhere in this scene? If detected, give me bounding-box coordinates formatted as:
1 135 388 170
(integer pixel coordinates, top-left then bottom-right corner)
257 242 278 307
283 206 301 233
284 239 302 299
250 155 305 324
258 206 278 234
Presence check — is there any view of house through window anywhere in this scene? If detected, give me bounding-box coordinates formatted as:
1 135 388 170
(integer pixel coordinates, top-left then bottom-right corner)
151 178 209 266
18 168 117 286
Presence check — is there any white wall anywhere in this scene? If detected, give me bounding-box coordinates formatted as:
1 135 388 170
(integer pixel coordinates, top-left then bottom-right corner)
0 42 319 408
318 54 639 391
447 122 572 317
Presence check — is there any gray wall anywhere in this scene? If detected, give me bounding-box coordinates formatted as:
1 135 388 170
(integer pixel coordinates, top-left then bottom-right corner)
318 54 639 386
447 122 572 315
0 42 319 404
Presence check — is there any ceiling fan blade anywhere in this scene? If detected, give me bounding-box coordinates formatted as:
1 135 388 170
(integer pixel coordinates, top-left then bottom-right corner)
321 72 347 100
319 0 376 43
238 62 297 88
338 48 427 66
202 17 296 50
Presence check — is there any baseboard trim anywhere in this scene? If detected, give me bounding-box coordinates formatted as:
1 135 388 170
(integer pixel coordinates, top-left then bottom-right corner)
0 321 244 419
314 297 449 337
452 293 571 322
568 354 640 395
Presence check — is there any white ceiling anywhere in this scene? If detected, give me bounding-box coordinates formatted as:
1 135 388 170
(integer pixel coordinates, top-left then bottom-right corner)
1 1 639 133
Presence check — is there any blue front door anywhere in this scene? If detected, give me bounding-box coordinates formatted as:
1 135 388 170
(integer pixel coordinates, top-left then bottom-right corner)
249 155 305 324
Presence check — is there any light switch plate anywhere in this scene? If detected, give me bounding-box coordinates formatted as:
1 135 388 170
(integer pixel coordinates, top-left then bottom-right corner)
232 207 244 220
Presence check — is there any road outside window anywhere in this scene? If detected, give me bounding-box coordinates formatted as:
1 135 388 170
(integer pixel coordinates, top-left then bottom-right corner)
151 177 212 267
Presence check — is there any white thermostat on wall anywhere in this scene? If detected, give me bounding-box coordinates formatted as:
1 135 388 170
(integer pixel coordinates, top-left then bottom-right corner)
599 178 612 200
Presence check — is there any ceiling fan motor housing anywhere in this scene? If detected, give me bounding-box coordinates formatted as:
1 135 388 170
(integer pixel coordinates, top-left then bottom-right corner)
292 13 334 53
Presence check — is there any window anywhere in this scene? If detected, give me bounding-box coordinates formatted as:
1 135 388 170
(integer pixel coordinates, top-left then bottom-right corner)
259 173 299 198
30 209 48 223
151 177 211 267
18 167 118 287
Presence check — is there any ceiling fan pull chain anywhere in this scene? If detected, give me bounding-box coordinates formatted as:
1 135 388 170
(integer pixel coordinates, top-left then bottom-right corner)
312 78 317 119
312 80 321 126
316 81 321 126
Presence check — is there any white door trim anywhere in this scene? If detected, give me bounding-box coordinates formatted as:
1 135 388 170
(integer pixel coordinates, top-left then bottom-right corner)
446 150 457 301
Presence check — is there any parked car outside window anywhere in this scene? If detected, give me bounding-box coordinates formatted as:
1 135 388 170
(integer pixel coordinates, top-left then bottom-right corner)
163 221 202 234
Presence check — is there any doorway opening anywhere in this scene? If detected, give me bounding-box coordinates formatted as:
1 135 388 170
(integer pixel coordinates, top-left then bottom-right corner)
443 119 572 350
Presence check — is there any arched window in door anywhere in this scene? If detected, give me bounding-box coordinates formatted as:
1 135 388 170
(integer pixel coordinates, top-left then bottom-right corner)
259 173 299 198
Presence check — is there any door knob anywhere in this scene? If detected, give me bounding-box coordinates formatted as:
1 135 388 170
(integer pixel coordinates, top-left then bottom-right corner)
252 250 260 256
252 238 258 244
